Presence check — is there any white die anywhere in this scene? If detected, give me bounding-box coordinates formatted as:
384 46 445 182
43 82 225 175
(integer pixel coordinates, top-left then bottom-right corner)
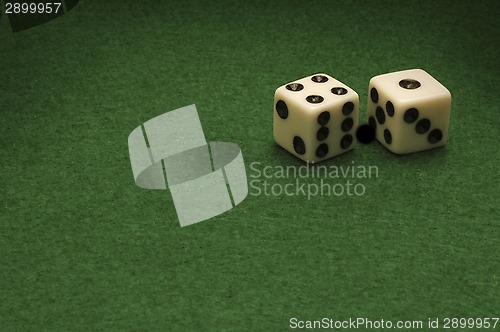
367 69 451 154
273 73 359 163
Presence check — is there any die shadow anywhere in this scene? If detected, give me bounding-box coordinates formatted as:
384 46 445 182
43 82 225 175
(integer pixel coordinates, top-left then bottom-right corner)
269 139 450 171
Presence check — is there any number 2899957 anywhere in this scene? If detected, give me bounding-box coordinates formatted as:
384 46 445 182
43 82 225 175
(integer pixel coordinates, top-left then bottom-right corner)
5 2 62 14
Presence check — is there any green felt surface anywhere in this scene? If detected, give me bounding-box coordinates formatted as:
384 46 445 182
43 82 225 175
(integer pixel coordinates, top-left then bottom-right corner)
0 0 499 330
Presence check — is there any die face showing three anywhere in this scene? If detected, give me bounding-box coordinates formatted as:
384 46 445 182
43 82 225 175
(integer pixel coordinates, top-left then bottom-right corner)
273 73 359 163
367 69 451 154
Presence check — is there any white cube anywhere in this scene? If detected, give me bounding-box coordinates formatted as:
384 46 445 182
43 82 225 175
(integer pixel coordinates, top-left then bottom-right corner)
273 73 359 163
367 69 451 154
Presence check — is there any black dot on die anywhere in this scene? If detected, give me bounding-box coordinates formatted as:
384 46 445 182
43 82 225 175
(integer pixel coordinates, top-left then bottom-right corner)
331 87 348 95
386 101 395 117
415 119 431 134
317 111 330 125
376 106 385 125
383 129 392 144
306 95 324 104
316 127 329 141
399 79 421 90
340 134 353 149
368 116 376 129
341 117 354 132
370 87 379 103
404 108 419 123
311 75 329 83
293 136 306 155
276 100 288 119
342 102 354 115
316 143 329 158
286 83 304 91
356 124 376 144
428 129 443 144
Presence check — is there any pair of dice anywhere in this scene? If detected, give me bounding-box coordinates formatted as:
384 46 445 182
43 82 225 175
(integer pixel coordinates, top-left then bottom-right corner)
273 69 451 163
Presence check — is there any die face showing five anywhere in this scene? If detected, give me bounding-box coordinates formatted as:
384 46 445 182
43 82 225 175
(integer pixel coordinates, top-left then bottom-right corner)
273 73 359 163
367 69 451 154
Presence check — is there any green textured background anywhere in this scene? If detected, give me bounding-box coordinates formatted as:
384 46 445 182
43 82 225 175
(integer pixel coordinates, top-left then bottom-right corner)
1 0 499 330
